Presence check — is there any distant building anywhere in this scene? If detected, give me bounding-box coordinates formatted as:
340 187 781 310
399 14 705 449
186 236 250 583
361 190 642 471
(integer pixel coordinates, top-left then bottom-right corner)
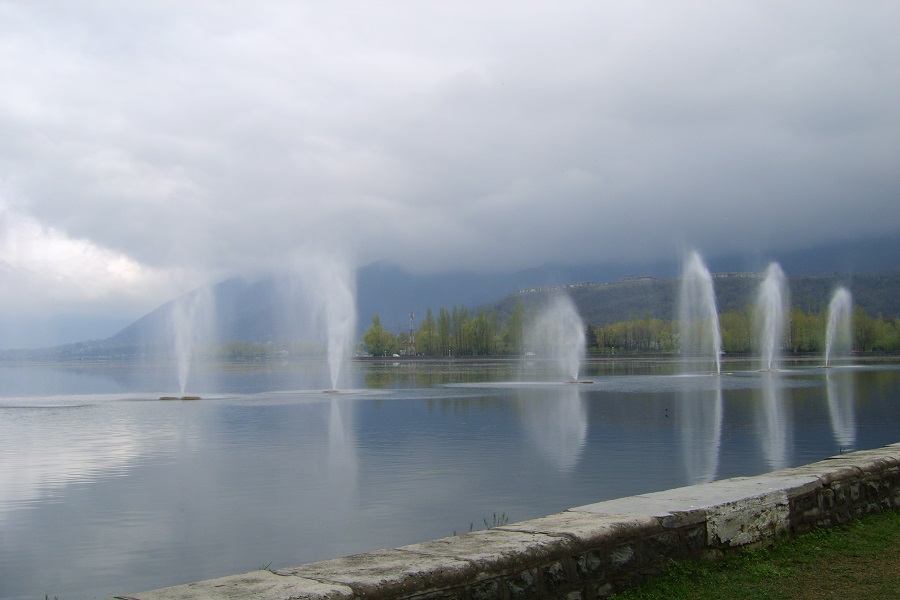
710 271 764 279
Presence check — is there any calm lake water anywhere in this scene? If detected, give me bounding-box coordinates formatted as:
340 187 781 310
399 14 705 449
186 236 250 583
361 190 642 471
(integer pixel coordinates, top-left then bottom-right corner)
1 358 898 599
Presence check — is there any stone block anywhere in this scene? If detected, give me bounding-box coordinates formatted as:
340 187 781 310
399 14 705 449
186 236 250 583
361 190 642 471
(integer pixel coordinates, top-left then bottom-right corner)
607 544 636 574
541 560 568 593
706 491 790 547
683 523 707 553
500 511 659 549
118 570 354 600
470 579 500 600
276 548 477 598
505 568 537 600
405 528 573 572
575 550 603 580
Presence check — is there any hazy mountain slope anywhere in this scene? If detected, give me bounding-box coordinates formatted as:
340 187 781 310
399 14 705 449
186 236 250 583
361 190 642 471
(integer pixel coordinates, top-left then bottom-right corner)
82 269 900 351
489 272 900 327
3 259 897 361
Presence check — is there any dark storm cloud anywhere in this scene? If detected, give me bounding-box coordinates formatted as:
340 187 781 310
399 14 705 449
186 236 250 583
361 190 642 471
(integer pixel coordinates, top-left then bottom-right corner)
0 1 898 317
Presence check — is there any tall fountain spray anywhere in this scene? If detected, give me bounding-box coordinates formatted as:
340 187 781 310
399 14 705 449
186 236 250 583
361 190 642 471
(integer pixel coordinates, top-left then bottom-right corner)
678 251 722 374
754 262 789 371
170 285 215 397
824 287 853 367
526 295 586 382
291 254 357 391
320 261 356 391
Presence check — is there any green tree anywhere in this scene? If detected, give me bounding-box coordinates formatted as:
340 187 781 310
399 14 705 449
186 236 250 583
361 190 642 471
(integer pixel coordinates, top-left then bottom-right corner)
854 306 876 351
438 308 452 357
585 324 598 350
418 308 437 356
363 315 397 356
504 299 527 355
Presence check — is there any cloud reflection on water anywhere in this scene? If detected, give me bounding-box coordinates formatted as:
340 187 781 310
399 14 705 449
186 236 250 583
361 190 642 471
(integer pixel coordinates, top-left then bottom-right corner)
0 399 180 522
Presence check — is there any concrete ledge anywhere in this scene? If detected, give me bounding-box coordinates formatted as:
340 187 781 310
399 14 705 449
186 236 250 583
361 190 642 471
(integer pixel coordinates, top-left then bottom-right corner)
118 443 900 600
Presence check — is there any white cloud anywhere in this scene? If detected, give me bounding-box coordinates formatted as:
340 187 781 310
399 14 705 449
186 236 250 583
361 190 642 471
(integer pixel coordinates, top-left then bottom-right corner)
0 205 181 317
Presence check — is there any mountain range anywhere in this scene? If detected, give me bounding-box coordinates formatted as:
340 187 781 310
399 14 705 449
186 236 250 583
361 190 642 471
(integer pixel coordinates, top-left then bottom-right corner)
3 268 896 362
3 233 899 359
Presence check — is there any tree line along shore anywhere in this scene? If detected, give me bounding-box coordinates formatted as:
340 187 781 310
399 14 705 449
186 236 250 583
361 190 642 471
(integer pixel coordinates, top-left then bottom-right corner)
360 301 899 358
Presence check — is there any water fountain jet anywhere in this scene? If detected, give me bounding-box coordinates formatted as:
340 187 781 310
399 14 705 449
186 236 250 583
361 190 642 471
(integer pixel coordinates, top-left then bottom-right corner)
288 253 357 392
754 262 789 372
823 287 853 367
678 251 722 375
525 295 587 383
166 285 214 399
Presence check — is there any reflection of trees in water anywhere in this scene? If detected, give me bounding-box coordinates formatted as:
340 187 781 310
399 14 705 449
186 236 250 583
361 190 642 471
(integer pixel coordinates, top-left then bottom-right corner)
757 373 790 470
362 362 520 389
826 371 856 452
516 385 587 472
677 379 722 484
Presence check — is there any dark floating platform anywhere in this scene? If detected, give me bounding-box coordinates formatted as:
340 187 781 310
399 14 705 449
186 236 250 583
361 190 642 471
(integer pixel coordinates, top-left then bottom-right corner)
159 396 201 401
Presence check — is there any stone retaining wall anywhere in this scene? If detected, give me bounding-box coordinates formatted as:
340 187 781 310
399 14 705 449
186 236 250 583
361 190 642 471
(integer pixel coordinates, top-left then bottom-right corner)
119 443 900 600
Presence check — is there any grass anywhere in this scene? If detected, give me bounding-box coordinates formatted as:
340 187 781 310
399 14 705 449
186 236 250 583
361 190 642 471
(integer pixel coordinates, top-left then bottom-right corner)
454 512 510 536
610 509 900 600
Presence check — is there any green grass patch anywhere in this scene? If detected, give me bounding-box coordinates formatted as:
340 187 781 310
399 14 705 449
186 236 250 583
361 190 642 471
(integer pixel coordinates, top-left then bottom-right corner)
611 509 900 600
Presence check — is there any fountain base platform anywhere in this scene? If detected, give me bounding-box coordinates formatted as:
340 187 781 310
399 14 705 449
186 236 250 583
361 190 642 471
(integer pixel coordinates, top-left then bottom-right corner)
160 396 201 401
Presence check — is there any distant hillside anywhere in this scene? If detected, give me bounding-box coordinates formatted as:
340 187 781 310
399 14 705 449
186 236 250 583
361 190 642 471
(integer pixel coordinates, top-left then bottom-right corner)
3 263 897 361
489 271 900 327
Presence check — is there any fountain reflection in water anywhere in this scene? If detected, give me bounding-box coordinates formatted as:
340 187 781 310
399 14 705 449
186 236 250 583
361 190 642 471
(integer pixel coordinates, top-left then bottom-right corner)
525 295 586 382
757 372 790 470
826 370 856 452
824 288 853 367
678 251 722 374
677 376 722 484
517 385 587 471
755 263 789 371
326 397 359 503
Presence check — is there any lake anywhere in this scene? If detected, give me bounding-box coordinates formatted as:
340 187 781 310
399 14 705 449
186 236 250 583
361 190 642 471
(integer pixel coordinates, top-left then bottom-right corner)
1 357 898 599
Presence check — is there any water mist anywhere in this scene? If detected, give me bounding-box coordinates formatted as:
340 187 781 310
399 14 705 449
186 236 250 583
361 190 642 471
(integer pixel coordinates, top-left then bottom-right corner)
754 262 789 371
824 287 853 367
171 285 215 397
289 254 357 391
678 251 722 374
526 295 586 382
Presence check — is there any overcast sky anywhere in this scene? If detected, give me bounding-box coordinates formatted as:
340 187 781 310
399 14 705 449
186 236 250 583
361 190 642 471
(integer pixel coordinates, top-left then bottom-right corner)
1 1 899 337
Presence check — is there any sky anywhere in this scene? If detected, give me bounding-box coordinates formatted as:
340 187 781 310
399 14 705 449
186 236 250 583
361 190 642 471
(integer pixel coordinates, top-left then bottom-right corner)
1 1 899 346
